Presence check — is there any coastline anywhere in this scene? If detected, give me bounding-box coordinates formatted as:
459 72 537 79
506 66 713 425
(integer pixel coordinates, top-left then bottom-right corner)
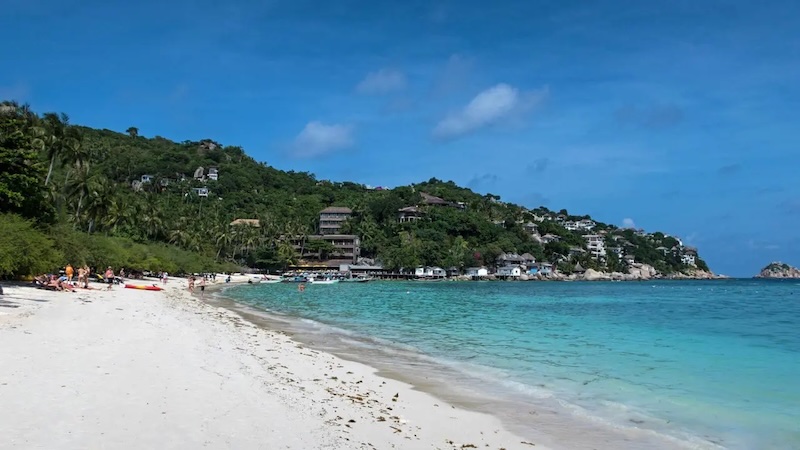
207 281 728 450
0 278 542 450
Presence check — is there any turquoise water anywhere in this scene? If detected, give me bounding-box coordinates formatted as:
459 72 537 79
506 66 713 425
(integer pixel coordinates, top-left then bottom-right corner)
223 280 800 449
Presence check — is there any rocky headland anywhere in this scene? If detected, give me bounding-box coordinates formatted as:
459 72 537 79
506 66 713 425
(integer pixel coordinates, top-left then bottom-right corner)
755 262 800 278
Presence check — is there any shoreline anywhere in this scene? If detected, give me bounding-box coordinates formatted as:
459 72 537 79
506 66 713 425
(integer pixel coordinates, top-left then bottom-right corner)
207 281 723 450
0 277 543 450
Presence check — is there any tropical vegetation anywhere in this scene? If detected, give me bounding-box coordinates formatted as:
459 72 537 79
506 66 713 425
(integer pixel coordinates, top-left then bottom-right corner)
0 100 709 278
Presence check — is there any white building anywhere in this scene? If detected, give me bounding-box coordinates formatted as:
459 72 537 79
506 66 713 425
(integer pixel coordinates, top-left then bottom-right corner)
681 254 697 266
584 234 607 259
192 187 209 197
496 266 522 277
466 267 489 278
208 167 219 181
140 174 154 183
414 266 446 278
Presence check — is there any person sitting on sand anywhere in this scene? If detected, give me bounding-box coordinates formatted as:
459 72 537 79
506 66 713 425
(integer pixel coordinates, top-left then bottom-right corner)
58 279 76 292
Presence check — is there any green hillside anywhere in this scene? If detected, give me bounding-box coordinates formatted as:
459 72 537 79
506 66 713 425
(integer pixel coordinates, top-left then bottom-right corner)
0 101 709 277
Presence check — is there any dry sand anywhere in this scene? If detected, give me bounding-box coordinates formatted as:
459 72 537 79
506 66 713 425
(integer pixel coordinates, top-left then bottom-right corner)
0 279 544 450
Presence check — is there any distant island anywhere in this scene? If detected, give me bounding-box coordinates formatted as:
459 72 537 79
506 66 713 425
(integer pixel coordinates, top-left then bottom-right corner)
755 262 800 279
1 100 713 280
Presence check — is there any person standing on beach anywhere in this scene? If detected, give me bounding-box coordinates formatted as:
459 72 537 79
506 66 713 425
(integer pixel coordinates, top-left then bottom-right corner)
199 277 206 298
104 267 114 290
162 271 168 284
65 264 74 282
188 276 195 293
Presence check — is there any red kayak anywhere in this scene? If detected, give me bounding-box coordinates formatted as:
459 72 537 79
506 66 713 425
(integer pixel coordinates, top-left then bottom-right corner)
124 284 164 291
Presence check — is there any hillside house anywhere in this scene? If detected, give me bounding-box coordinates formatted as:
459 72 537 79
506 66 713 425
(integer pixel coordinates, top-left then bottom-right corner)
496 252 525 267
420 192 449 206
208 167 219 181
398 206 424 223
192 187 209 197
584 234 607 259
541 234 561 244
520 253 536 266
523 222 538 237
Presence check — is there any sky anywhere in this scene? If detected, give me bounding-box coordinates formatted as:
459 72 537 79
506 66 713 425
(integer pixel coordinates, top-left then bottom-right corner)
2 0 798 276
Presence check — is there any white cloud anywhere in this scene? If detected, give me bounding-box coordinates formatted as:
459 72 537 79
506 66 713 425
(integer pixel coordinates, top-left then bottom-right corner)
432 83 548 140
356 69 407 95
622 218 636 228
291 121 354 158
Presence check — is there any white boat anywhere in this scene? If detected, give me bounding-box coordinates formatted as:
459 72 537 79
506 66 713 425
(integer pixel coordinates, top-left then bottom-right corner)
308 277 339 285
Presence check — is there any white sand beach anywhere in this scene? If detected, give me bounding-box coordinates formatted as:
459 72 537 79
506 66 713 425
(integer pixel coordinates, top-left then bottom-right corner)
0 279 543 450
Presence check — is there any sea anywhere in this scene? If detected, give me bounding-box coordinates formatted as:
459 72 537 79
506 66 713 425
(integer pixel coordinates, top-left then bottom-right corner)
219 279 800 450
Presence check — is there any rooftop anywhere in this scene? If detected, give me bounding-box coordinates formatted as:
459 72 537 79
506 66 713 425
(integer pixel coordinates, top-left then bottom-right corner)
420 192 449 205
320 206 353 214
230 218 260 227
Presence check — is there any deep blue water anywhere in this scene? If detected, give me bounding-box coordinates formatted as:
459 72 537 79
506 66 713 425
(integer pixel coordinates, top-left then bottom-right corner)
224 280 800 449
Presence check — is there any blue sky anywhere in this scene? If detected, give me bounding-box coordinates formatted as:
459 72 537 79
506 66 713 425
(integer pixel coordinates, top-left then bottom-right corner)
2 0 799 276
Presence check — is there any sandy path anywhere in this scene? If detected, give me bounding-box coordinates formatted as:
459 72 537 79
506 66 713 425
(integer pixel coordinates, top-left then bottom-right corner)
0 281 540 450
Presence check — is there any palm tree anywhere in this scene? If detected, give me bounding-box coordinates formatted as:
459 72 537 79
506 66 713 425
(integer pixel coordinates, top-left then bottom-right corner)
126 127 138 138
41 112 79 186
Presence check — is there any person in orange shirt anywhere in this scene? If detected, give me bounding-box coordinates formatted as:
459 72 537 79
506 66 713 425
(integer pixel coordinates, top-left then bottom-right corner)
65 264 74 282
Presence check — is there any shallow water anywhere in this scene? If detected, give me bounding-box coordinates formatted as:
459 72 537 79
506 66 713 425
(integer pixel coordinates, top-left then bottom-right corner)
223 279 800 450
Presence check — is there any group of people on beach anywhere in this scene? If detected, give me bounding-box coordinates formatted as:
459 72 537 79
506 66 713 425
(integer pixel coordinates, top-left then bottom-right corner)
187 275 207 297
34 264 124 292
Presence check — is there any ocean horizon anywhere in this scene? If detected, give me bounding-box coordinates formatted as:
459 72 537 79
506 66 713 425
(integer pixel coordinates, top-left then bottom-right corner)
219 279 799 450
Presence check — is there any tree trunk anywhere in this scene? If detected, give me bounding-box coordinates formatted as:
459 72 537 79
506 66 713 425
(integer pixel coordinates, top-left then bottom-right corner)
75 192 84 225
45 155 56 186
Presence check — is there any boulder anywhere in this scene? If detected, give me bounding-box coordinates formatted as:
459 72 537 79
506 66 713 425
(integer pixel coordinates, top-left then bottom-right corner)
583 268 611 281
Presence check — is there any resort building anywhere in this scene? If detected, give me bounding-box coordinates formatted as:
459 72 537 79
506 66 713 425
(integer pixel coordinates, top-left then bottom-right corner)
294 234 361 264
319 206 352 235
496 252 525 267
140 174 154 183
420 192 449 206
208 167 219 181
414 266 446 278
398 206 424 223
192 187 209 197
466 267 489 278
496 266 522 278
682 247 698 267
584 234 607 259
540 234 561 244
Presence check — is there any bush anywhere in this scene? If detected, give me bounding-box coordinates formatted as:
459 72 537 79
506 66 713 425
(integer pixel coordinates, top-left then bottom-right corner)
0 214 63 278
48 226 234 275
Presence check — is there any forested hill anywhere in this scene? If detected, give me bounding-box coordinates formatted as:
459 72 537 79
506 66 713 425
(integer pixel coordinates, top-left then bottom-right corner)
1 101 709 275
